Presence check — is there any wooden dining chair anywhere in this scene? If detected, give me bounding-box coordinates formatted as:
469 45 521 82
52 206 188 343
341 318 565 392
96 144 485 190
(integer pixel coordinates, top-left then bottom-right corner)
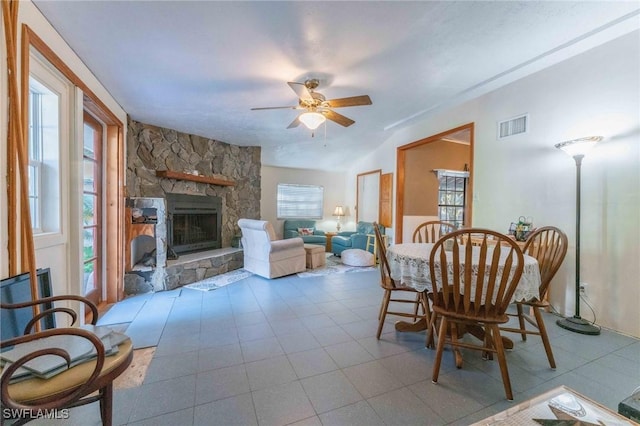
412 220 457 243
428 228 524 401
373 222 432 344
1 295 133 426
500 226 568 369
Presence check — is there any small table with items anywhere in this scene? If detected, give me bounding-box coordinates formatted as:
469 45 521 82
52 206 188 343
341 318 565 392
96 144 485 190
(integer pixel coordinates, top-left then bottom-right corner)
324 232 337 252
471 385 637 425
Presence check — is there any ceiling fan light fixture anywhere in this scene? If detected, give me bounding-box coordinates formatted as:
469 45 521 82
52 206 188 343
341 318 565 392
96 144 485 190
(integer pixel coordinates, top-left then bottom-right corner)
299 111 326 130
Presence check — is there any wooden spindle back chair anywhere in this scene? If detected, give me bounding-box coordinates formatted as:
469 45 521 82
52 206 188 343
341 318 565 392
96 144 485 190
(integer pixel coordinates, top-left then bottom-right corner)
428 228 524 400
412 220 457 243
500 226 567 368
373 223 431 343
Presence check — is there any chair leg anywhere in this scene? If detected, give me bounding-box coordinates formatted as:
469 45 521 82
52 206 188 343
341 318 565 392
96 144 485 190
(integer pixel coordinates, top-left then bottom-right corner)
533 307 556 369
516 303 527 341
413 293 421 317
376 290 391 339
432 317 448 384
100 383 114 426
426 310 437 349
487 324 513 401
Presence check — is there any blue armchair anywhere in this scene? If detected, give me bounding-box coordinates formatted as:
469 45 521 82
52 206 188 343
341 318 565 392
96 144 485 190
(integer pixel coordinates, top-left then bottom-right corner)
331 221 385 256
283 220 327 246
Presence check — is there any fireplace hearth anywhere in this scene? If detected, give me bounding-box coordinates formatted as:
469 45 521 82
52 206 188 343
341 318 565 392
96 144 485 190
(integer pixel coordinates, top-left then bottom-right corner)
166 193 222 254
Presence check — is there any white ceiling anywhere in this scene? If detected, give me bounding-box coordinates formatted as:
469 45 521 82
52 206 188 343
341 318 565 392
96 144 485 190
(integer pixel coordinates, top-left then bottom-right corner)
32 1 640 171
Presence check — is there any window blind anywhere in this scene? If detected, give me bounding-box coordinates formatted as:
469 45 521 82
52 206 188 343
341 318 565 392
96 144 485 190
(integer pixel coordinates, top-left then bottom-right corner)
277 184 324 219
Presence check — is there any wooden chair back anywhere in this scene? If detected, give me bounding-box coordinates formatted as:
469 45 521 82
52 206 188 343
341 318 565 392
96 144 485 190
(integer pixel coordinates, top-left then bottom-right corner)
373 222 396 290
412 220 457 243
429 228 524 319
523 226 568 300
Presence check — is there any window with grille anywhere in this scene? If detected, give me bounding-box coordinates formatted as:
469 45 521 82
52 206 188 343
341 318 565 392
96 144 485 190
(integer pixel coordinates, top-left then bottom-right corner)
277 184 324 219
435 170 469 229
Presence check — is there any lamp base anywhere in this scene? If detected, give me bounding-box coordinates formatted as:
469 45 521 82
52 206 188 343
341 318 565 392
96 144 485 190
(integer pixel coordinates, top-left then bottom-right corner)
556 316 600 335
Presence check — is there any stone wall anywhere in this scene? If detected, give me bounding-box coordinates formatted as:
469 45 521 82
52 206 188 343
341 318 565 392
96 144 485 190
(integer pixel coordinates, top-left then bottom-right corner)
126 118 261 246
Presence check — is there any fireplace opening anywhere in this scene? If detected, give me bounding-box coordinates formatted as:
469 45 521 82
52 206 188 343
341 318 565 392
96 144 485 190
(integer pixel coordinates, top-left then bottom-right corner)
166 193 222 254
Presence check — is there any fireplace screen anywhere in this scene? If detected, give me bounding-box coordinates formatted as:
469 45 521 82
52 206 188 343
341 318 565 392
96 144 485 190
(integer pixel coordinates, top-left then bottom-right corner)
171 213 217 248
166 193 222 254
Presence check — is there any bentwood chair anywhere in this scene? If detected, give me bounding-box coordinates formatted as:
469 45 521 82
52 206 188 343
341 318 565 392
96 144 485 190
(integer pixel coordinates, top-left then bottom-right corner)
428 229 524 400
412 220 457 243
500 226 568 369
374 223 432 344
1 295 133 426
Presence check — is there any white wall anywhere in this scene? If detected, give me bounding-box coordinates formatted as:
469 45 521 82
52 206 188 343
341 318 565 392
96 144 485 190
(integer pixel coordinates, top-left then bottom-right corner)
347 31 640 338
261 166 350 238
1 1 127 303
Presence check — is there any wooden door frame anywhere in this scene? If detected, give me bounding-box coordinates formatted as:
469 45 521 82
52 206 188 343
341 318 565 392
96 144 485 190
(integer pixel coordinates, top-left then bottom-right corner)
395 123 474 243
18 25 125 303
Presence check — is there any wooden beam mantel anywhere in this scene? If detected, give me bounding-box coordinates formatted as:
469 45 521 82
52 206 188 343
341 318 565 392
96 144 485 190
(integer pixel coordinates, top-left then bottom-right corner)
155 170 235 186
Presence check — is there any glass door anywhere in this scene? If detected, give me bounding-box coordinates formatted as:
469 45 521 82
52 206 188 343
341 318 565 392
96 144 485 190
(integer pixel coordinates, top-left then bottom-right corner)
82 112 103 305
436 170 469 229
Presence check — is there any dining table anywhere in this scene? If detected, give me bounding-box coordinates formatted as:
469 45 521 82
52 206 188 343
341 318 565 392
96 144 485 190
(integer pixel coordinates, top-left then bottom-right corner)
386 242 542 356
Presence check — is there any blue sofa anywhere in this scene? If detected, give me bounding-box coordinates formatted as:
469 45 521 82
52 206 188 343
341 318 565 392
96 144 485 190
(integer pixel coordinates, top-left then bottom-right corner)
331 221 385 256
283 220 327 246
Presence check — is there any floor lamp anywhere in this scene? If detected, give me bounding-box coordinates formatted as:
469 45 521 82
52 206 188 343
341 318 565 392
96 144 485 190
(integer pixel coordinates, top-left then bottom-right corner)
555 136 602 335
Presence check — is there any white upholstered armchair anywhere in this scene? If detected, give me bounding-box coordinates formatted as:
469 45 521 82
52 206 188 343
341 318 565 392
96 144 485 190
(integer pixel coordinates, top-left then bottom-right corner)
238 219 306 279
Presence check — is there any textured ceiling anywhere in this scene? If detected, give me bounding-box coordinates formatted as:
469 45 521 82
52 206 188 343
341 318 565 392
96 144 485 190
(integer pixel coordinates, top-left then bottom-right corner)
32 1 640 170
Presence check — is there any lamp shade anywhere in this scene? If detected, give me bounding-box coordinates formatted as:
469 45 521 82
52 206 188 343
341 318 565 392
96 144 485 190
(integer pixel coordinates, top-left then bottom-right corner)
555 136 602 158
333 206 344 216
299 112 326 130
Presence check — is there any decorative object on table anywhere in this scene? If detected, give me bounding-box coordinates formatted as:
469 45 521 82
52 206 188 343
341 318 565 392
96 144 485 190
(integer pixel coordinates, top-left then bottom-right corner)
500 226 568 369
554 136 602 335
333 205 345 231
509 216 534 241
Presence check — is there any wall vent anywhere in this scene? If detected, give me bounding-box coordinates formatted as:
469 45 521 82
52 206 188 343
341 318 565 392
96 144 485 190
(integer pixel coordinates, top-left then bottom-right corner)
498 114 528 139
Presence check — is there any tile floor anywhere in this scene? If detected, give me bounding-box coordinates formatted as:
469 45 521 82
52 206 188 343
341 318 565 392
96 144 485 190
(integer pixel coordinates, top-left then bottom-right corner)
37 269 639 425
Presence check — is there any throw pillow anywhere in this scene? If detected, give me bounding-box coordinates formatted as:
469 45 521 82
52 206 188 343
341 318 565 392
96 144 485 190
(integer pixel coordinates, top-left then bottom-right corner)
297 227 314 236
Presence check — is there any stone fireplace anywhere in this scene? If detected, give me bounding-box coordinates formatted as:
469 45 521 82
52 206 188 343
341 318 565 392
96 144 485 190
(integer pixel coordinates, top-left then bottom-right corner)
125 118 261 292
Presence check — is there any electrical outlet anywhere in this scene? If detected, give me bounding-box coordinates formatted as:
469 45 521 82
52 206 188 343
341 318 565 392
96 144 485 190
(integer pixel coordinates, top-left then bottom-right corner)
580 283 588 295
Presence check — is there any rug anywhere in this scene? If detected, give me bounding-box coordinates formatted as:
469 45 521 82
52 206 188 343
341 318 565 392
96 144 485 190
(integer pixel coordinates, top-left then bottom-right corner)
184 269 253 291
297 254 377 278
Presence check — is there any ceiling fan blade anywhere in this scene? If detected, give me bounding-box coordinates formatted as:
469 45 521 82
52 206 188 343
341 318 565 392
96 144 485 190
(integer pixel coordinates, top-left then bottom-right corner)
323 109 355 127
286 116 301 129
251 106 298 111
324 95 372 108
287 82 313 101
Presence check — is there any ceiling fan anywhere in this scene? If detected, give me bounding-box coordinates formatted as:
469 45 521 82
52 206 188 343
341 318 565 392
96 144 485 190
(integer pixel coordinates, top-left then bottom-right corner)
251 79 372 130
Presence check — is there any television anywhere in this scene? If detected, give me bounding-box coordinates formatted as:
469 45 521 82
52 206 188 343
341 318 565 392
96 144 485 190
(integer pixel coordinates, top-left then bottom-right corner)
1 268 55 343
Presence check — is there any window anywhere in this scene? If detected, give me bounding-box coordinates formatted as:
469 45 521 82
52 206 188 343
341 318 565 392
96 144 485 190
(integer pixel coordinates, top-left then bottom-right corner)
28 73 62 234
277 184 324 219
435 169 469 229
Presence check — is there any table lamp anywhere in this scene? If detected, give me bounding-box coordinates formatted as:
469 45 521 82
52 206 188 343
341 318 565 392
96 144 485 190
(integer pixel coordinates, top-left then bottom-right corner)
333 206 344 232
554 136 602 335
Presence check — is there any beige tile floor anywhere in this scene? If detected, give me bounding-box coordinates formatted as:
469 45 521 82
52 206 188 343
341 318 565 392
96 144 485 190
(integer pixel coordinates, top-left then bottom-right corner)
30 269 640 425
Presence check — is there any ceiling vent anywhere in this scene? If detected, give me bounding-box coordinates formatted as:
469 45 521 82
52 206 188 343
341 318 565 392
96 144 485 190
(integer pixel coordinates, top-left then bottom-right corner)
498 114 528 139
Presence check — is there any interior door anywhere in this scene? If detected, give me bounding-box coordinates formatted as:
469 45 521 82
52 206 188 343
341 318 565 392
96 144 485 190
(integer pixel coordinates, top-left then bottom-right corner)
356 170 381 223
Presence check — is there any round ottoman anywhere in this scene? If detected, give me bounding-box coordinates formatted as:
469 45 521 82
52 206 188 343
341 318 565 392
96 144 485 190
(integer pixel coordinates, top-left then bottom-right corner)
341 249 375 267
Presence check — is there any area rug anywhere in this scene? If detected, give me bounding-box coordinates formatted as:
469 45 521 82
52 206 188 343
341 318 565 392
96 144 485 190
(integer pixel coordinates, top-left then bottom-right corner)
184 269 253 291
297 255 377 278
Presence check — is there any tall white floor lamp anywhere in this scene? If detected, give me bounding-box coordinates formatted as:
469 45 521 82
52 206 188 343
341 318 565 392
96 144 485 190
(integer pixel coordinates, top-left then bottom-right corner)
555 136 602 335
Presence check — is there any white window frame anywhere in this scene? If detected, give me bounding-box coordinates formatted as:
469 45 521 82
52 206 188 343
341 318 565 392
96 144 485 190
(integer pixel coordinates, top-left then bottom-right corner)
28 52 72 249
276 183 324 219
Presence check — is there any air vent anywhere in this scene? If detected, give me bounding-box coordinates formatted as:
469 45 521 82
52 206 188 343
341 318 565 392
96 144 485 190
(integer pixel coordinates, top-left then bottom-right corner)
498 114 528 139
